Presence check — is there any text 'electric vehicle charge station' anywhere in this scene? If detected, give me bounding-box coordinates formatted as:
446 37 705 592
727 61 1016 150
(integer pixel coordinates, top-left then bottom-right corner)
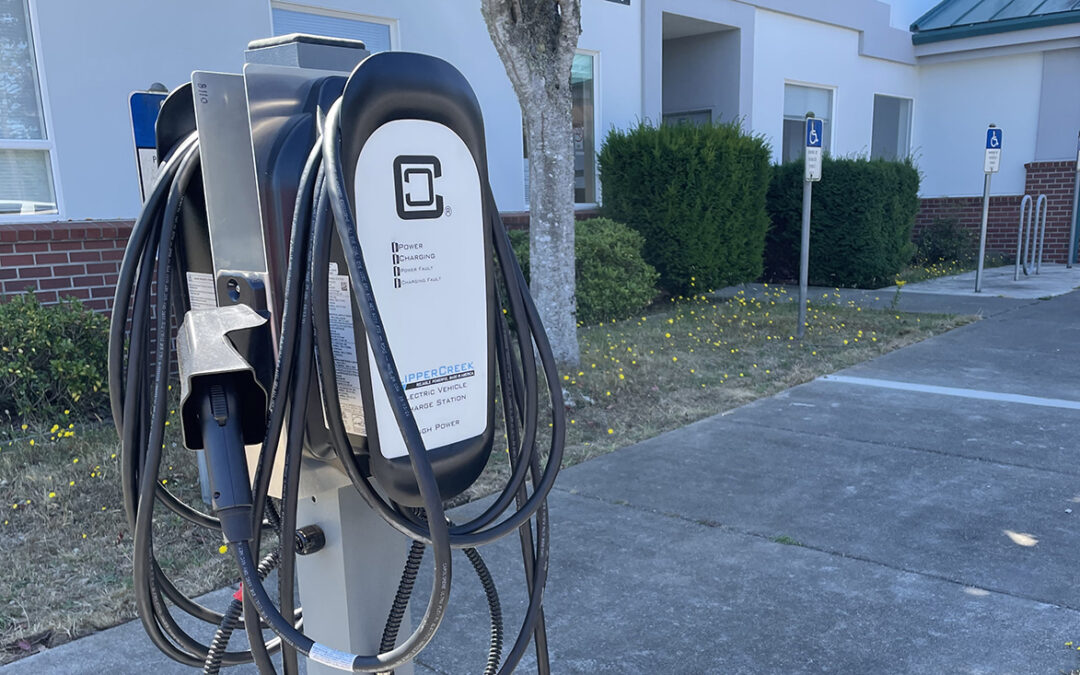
110 35 565 674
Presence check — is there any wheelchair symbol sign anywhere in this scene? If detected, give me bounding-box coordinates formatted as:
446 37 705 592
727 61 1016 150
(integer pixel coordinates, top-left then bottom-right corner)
986 128 1002 150
806 118 823 148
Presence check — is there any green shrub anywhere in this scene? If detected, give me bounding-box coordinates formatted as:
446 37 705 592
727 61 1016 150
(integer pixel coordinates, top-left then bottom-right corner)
0 292 110 423
916 217 974 264
764 156 919 288
598 121 772 295
508 218 659 325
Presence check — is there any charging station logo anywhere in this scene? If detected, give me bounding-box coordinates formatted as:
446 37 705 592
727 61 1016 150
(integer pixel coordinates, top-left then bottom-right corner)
394 155 444 220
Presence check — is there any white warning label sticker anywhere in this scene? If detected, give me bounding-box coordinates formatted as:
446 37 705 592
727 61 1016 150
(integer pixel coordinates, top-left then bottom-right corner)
185 272 217 310
327 263 366 437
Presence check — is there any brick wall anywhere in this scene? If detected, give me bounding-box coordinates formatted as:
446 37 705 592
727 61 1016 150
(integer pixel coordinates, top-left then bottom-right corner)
1022 161 1078 263
0 210 602 311
0 221 133 312
915 161 1079 263
914 195 1025 258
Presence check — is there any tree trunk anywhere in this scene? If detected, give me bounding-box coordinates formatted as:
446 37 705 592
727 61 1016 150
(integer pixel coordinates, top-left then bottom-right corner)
482 0 581 367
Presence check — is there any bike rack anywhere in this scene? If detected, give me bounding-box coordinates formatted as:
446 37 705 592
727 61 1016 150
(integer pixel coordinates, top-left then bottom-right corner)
1014 193 1048 280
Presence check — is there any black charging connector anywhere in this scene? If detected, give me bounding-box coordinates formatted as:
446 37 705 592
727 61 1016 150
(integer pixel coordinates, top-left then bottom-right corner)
198 381 254 544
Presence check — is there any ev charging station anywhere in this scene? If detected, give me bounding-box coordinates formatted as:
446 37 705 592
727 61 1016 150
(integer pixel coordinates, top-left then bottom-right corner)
110 34 564 674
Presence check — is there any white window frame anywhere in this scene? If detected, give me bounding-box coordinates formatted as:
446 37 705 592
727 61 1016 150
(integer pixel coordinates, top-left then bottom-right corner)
574 47 602 209
782 79 837 159
270 1 399 51
522 48 603 209
0 0 65 224
870 91 914 161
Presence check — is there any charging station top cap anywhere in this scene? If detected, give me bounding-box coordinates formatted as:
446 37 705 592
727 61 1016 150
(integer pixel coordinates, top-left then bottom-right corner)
246 33 369 71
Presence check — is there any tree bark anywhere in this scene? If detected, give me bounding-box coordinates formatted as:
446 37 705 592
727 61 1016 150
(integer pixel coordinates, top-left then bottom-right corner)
482 0 582 366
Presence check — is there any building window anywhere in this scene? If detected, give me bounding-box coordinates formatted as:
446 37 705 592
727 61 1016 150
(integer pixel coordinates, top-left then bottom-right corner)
571 52 596 204
524 51 598 206
871 94 912 161
271 4 393 53
782 84 832 163
662 110 712 127
0 0 57 216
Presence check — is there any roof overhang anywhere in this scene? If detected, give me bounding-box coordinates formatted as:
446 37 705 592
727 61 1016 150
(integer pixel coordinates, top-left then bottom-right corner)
913 9 1080 45
914 20 1080 63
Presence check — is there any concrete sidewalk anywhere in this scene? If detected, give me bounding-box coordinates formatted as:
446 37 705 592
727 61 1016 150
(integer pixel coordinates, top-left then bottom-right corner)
8 291 1080 673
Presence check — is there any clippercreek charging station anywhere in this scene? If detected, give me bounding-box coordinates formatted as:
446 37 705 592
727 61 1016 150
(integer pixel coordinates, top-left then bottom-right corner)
110 35 564 674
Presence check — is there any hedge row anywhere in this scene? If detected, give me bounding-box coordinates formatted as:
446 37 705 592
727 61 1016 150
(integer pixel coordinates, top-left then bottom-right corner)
598 121 772 295
764 156 919 288
509 217 658 326
0 293 110 423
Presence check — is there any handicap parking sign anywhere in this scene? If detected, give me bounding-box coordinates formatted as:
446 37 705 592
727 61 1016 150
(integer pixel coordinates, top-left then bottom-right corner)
984 126 1002 174
806 118 823 149
804 117 823 181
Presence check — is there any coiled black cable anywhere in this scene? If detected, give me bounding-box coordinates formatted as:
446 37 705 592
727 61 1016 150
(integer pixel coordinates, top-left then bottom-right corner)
113 70 564 673
109 134 286 669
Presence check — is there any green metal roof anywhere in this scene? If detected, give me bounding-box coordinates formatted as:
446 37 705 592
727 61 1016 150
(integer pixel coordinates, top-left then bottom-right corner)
912 0 1080 44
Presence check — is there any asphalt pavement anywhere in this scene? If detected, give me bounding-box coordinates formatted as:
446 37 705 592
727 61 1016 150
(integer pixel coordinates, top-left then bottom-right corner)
7 283 1080 674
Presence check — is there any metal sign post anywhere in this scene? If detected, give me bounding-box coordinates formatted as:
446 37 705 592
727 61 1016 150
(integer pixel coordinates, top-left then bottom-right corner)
1069 131 1080 268
799 114 822 338
975 125 1001 293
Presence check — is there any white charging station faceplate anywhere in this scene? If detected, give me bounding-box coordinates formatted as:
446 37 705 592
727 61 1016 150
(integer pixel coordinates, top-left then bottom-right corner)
353 119 488 460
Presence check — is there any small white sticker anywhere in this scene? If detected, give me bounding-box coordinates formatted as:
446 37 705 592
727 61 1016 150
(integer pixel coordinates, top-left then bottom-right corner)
308 642 354 671
185 272 217 310
805 147 823 182
136 147 160 201
327 263 366 437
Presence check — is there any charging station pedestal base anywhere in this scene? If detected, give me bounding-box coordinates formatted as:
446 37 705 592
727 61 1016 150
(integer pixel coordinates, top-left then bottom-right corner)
296 460 414 675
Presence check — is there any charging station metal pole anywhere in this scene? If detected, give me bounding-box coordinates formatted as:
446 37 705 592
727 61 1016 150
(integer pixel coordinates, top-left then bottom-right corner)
296 462 414 675
799 114 822 339
976 125 1001 293
191 38 417 674
1069 131 1080 268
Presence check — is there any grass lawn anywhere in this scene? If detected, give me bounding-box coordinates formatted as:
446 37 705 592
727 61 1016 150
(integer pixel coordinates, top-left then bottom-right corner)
893 255 1010 286
0 287 972 663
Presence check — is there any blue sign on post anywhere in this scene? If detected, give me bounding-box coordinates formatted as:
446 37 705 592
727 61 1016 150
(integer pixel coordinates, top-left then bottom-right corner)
128 91 167 200
806 118 823 148
804 117 823 182
986 127 1002 150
